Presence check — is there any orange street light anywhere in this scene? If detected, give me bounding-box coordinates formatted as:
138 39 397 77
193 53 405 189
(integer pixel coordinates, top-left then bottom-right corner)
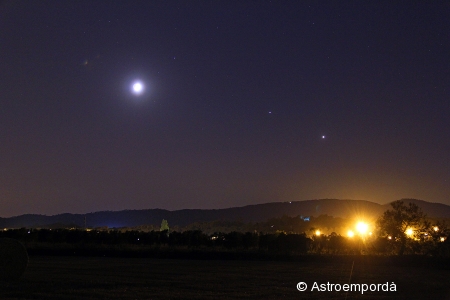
405 228 413 236
356 222 369 235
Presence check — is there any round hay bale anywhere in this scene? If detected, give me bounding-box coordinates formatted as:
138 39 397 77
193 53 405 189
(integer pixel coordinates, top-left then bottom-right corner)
0 238 29 281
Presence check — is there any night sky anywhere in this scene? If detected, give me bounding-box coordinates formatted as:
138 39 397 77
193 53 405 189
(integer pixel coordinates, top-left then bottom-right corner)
1 1 449 217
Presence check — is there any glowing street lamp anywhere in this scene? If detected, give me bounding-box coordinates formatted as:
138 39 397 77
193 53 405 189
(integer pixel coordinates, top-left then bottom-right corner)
347 230 354 238
405 228 414 237
433 226 439 232
356 222 369 235
315 230 321 236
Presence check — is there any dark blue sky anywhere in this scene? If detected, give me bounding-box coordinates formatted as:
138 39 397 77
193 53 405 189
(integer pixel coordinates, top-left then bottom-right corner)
1 1 449 217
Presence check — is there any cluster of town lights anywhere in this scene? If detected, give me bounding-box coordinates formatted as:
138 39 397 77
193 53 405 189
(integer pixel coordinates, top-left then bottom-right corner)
313 223 446 242
405 227 435 237
314 221 372 238
404 226 446 241
347 221 371 238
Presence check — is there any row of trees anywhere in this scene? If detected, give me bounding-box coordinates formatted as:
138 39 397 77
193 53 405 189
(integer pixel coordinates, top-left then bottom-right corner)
2 228 447 256
0 229 312 254
377 200 449 255
128 214 347 235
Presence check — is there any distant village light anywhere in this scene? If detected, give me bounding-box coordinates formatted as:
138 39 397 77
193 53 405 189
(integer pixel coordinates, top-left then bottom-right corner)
405 228 414 236
356 222 369 235
315 230 321 236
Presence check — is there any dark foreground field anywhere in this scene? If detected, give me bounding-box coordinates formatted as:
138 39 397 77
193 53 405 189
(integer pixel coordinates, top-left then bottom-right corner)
1 255 449 299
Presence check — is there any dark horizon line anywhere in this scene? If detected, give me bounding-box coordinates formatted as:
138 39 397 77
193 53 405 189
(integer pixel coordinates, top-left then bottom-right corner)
2 197 448 219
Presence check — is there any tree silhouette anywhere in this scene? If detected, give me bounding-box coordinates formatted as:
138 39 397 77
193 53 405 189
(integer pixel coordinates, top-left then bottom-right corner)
376 200 429 255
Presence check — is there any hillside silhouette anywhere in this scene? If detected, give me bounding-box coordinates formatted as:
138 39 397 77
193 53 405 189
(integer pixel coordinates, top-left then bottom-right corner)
1 199 449 228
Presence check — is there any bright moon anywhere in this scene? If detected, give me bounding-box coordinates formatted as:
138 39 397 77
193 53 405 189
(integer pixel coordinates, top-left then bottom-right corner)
132 82 144 94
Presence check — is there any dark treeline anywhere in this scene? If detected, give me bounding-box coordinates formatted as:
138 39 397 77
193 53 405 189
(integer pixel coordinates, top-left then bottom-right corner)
2 227 449 257
15 213 450 236
132 214 347 235
0 228 311 255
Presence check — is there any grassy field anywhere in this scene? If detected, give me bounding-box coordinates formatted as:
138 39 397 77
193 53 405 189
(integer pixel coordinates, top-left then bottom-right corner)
1 255 449 299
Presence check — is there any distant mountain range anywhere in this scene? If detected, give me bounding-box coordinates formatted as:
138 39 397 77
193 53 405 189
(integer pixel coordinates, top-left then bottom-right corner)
1 199 449 229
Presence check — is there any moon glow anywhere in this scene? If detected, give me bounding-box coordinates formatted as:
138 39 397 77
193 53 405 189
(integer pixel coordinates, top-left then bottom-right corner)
131 82 144 95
